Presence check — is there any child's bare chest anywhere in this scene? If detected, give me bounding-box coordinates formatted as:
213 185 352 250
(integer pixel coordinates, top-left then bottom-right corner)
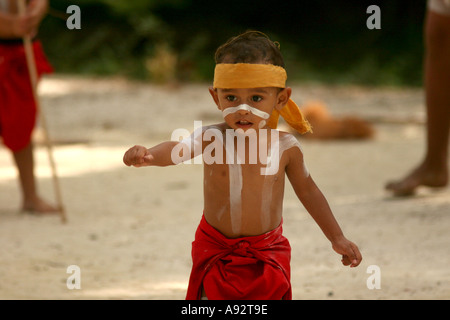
204 162 284 191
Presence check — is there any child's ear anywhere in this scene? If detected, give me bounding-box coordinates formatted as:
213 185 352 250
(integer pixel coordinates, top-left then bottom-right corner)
209 86 221 110
275 87 292 111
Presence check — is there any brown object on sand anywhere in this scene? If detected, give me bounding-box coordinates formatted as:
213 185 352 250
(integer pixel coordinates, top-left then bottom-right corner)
298 101 375 140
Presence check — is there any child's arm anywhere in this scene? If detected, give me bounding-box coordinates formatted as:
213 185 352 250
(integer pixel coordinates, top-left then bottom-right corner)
124 125 206 167
124 141 189 167
285 147 362 267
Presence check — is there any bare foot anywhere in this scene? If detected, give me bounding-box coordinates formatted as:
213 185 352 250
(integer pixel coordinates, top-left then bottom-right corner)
385 163 448 196
22 197 61 215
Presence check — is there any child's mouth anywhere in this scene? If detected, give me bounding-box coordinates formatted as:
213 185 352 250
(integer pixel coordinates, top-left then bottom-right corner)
236 120 253 128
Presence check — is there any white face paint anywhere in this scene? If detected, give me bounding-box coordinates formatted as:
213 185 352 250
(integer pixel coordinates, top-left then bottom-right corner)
222 104 270 120
228 163 243 235
194 124 308 235
226 131 309 235
260 174 273 232
258 120 267 129
259 132 310 230
262 133 309 177
280 134 310 178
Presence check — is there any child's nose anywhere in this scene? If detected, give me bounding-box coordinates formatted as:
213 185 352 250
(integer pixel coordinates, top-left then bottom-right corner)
237 108 249 115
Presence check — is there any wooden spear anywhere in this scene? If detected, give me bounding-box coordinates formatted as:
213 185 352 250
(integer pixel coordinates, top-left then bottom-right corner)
17 0 67 223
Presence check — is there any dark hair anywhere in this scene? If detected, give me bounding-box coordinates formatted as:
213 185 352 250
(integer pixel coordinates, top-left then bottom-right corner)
215 31 285 68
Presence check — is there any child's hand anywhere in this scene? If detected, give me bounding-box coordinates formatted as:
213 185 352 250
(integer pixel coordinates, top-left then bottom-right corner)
331 236 362 268
123 145 154 167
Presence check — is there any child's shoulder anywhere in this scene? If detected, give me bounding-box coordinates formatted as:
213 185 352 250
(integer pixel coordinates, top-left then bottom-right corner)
278 130 300 143
276 130 304 153
277 130 295 139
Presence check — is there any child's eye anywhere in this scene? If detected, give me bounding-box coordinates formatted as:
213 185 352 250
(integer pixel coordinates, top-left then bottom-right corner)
226 95 237 102
252 96 262 102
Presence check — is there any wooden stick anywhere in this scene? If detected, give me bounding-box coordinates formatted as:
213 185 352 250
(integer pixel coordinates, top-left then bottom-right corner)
18 0 67 223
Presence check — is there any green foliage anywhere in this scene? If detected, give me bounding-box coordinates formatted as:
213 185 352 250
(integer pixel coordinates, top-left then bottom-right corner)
40 0 426 86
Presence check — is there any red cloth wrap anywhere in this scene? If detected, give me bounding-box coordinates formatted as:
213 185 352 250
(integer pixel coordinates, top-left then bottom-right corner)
0 41 53 152
186 215 292 300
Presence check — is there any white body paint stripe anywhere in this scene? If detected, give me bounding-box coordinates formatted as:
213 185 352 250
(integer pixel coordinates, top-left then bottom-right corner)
222 104 270 119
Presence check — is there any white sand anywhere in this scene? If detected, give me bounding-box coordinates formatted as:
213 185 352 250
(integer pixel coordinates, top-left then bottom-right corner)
0 75 448 299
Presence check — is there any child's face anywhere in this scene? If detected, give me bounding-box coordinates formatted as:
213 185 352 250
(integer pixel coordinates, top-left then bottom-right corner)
209 87 291 131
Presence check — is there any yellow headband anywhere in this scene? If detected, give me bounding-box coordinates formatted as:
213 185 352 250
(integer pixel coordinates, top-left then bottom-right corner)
213 63 287 89
213 63 312 134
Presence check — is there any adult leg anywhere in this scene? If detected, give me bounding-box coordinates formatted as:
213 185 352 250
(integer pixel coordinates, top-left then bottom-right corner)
386 9 450 196
12 142 58 213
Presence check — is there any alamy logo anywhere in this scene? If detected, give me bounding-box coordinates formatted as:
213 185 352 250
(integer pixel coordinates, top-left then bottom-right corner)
170 121 288 176
66 265 81 289
366 5 381 30
66 5 81 30
366 265 381 289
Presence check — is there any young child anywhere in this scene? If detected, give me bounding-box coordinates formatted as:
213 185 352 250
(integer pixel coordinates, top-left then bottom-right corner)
123 31 362 300
0 0 57 213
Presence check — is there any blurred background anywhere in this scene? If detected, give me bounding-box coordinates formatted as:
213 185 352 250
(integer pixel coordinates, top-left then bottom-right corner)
41 0 426 86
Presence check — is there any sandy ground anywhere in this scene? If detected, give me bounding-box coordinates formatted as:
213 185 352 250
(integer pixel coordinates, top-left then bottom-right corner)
0 75 449 300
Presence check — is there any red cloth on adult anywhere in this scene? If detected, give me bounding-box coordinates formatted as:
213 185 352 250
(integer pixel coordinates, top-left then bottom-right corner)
186 215 292 300
0 41 53 152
